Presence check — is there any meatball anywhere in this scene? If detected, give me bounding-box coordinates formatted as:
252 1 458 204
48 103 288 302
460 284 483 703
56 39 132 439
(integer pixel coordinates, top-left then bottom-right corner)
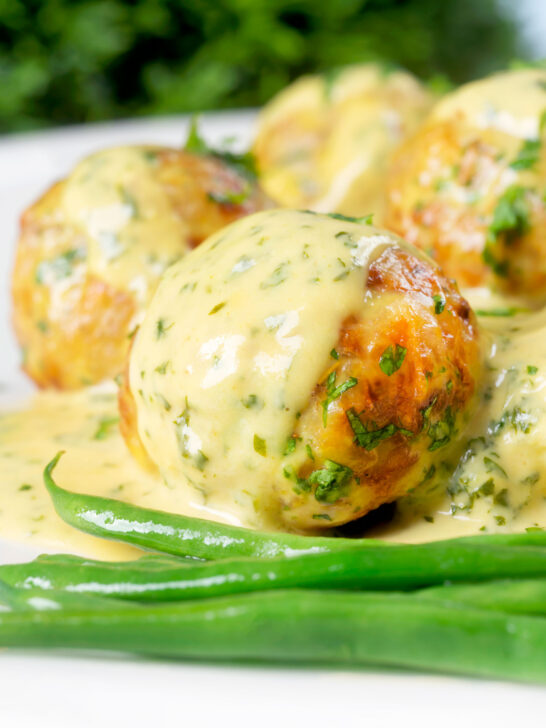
121 210 482 531
385 68 546 301
12 144 272 389
253 64 434 220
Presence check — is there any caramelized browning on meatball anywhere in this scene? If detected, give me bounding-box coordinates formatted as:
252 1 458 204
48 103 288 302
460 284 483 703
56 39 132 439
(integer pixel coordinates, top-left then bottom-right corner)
118 210 482 531
12 146 272 389
279 247 481 528
384 69 546 301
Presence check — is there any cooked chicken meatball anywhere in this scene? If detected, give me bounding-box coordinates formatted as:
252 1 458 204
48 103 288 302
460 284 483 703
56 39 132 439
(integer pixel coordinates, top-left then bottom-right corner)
385 68 546 301
253 64 434 220
12 144 272 389
120 210 482 531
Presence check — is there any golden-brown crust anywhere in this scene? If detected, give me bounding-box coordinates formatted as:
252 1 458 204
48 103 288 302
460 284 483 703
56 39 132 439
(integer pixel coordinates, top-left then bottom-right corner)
279 246 482 528
155 149 272 247
12 148 273 390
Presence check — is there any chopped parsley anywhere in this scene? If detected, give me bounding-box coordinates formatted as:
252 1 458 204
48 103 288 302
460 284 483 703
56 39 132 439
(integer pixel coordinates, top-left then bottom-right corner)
346 408 412 450
484 455 507 478
185 116 257 181
241 394 261 409
283 436 299 456
527 365 538 375
484 186 531 276
427 407 455 451
35 248 86 285
156 318 174 339
174 399 209 471
93 416 119 440
510 138 541 171
326 212 373 225
308 460 353 504
322 372 358 426
208 301 227 315
260 262 289 289
253 434 267 457
154 361 171 375
432 294 446 314
379 344 407 376
330 348 339 360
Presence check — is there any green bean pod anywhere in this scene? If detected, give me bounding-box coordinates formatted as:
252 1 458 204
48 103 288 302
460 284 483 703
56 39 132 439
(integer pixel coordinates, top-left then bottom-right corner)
44 452 385 559
0 579 133 612
418 579 546 615
44 453 546 560
1 589 546 682
3 539 546 602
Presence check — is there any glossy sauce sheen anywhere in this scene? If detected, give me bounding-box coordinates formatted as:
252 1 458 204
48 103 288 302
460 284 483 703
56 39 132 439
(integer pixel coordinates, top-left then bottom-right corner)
2 227 546 556
131 210 402 529
62 146 189 310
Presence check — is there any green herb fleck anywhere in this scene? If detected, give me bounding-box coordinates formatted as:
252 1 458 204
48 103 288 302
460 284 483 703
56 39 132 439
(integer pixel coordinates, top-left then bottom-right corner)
427 407 455 451
330 348 339 360
322 373 358 426
484 455 508 478
527 365 538 375
254 434 267 457
432 294 445 314
379 344 407 376
35 248 86 285
19 484 32 492
484 186 531 276
493 488 509 507
208 301 227 315
260 262 289 289
283 436 299 456
156 318 173 339
346 408 413 450
309 460 353 504
242 394 261 409
510 138 541 171
326 212 373 225
155 361 170 375
312 513 332 521
93 416 119 441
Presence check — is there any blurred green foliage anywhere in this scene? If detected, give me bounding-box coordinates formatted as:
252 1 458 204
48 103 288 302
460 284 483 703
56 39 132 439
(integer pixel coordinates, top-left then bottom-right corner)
0 0 525 132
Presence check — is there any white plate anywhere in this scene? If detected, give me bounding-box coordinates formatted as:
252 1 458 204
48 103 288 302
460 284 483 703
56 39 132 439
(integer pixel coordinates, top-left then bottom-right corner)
0 113 545 727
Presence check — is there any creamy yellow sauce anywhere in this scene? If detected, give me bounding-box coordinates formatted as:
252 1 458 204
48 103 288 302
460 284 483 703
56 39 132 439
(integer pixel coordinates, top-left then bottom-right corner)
0 385 260 558
62 146 189 314
130 210 421 529
3 215 546 555
432 68 546 140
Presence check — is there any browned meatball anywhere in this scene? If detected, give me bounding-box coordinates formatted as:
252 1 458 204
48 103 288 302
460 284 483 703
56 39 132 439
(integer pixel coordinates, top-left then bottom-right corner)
119 210 482 531
12 145 272 389
281 245 480 528
385 69 546 301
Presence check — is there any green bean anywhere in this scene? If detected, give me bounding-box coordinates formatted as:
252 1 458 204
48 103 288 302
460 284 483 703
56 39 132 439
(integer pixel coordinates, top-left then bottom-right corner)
0 578 133 612
44 452 386 559
44 453 546 560
3 539 546 602
1 588 546 682
418 579 546 616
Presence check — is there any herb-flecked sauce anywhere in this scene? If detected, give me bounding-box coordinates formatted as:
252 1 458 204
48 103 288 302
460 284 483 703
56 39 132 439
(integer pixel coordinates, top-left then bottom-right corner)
1 211 546 555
